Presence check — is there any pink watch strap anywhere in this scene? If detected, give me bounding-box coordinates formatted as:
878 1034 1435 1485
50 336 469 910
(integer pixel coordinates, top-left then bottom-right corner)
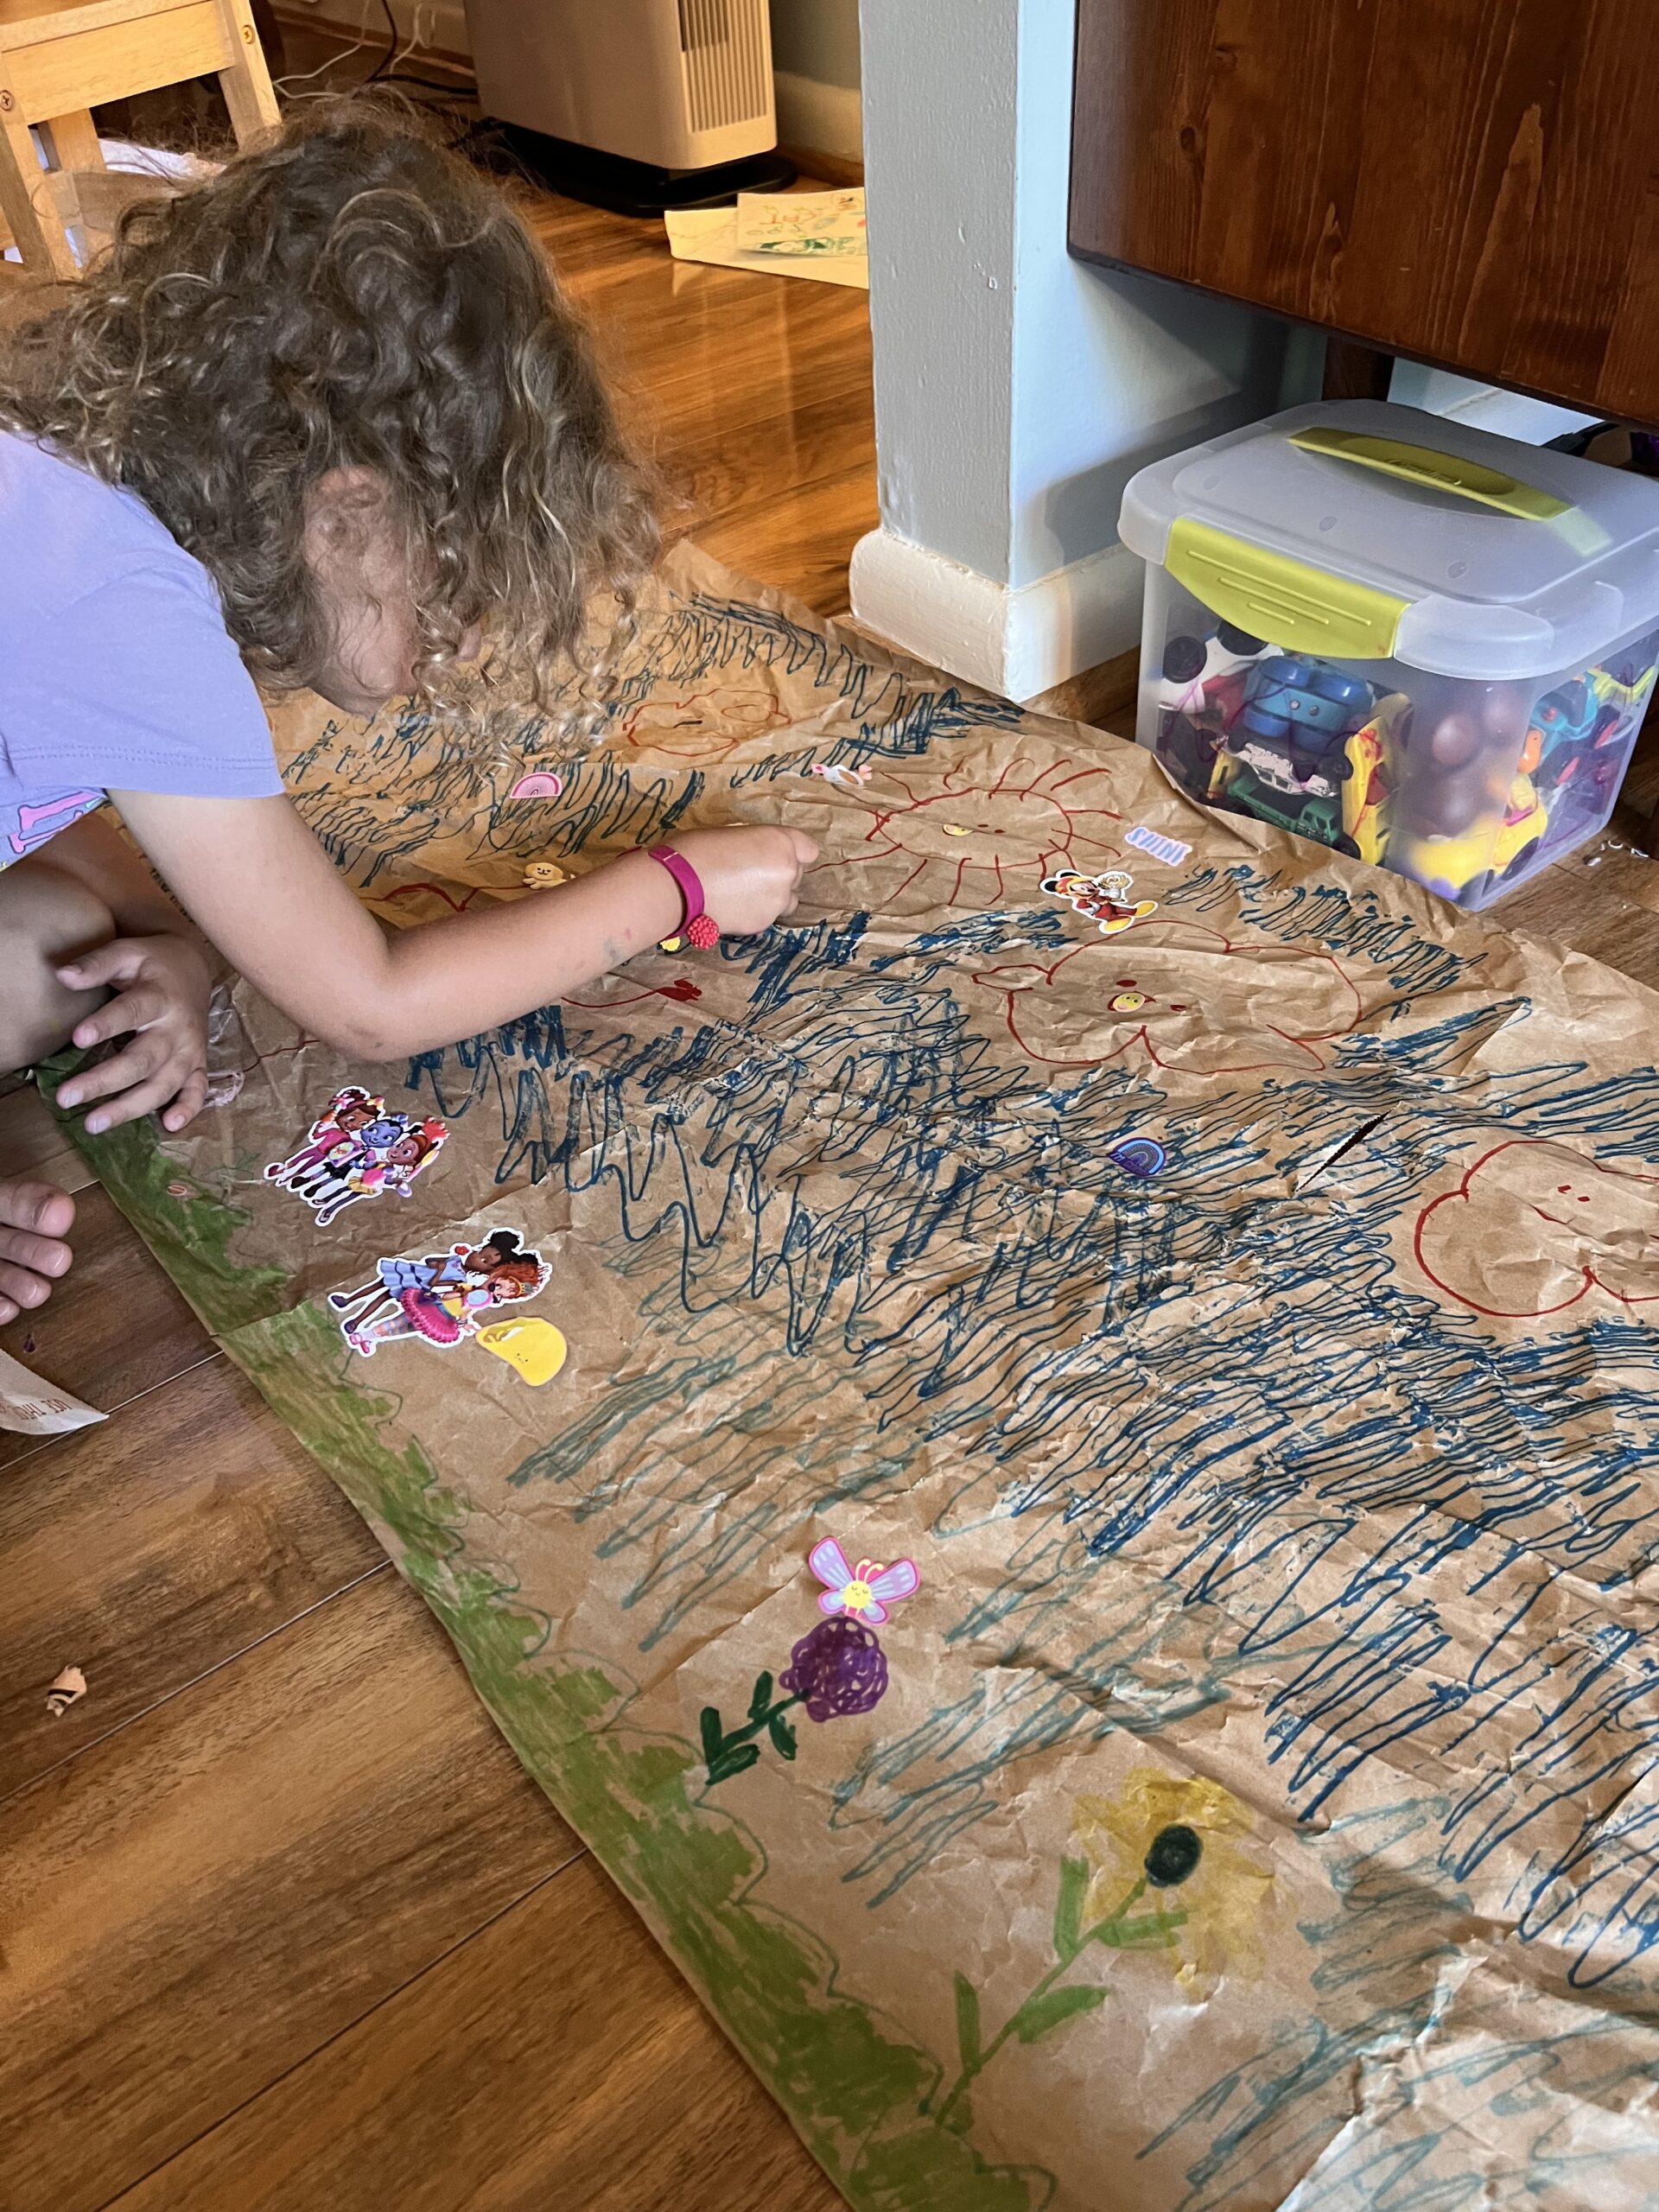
645 845 720 949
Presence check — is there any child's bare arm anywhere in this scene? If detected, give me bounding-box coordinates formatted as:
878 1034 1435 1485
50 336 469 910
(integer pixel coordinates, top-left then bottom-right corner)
110 789 816 1059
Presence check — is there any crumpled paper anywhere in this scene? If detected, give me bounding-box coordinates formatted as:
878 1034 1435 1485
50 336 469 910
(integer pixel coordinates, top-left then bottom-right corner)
69 547 1659 2211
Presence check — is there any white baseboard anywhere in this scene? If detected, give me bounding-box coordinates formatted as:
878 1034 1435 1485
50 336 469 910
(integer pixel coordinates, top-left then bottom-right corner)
849 528 1145 702
772 71 862 162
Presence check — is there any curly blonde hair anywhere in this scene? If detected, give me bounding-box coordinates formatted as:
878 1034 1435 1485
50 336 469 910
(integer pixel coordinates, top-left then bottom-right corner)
0 98 658 727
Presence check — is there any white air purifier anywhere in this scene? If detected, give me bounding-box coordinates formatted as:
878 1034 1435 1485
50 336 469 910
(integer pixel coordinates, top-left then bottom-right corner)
464 0 796 215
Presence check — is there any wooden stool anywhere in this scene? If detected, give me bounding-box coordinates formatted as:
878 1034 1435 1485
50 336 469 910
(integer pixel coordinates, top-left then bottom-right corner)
0 0 277 281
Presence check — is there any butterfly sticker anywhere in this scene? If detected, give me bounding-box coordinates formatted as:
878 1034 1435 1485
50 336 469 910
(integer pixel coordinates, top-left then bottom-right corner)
808 1536 920 1626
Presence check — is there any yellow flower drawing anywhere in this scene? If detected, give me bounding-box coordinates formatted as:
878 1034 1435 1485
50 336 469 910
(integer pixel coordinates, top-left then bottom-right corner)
1071 1768 1272 1995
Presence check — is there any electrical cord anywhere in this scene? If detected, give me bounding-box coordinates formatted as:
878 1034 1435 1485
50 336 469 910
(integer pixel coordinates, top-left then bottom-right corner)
365 0 468 95
275 1 470 99
271 0 479 147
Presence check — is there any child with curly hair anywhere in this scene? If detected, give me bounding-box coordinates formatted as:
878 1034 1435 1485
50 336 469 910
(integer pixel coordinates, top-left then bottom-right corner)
0 100 815 1322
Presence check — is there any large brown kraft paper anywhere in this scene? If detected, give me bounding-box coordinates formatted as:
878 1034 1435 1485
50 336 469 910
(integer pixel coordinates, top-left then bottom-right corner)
67 546 1659 2212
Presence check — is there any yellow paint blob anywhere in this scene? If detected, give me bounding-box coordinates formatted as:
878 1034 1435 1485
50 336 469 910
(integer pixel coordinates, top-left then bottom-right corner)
475 1316 569 1387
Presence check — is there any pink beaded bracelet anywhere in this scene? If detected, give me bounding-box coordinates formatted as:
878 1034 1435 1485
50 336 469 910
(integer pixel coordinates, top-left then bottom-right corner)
644 845 720 951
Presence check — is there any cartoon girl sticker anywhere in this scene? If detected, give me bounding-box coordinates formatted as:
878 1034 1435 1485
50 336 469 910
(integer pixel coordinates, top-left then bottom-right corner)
329 1228 550 1354
266 1099 448 1227
264 1088 383 1192
310 1117 446 1227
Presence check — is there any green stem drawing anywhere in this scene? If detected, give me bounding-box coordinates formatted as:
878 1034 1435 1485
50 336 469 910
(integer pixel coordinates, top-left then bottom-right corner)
700 1671 802 1783
933 1866 1185 2134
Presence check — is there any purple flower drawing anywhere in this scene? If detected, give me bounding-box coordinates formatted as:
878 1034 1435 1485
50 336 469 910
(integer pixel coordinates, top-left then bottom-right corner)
780 1616 889 1721
701 1615 894 1786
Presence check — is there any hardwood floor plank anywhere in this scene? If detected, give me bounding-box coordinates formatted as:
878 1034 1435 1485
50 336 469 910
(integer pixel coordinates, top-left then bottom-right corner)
694 462 879 617
0 1573 581 2212
614 292 873 449
0 1354 383 1799
669 384 876 545
1573 899 1659 984
0 1184 213 1473
0 1081 97 1194
111 1854 842 2212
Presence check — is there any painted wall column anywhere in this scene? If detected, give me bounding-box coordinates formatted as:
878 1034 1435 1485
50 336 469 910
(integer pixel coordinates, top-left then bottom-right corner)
851 0 1320 701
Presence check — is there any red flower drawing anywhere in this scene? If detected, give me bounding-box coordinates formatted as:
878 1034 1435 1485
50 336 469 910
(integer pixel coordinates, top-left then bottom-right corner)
1414 1140 1659 1319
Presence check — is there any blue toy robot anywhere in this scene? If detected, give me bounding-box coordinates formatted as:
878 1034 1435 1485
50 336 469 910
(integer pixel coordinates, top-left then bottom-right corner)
1233 656 1376 778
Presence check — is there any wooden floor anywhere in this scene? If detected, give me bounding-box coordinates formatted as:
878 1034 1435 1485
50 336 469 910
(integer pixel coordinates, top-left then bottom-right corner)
7 144 1659 2212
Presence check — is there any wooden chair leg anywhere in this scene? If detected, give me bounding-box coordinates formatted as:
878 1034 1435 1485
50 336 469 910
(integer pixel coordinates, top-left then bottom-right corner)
41 108 104 174
50 112 173 245
35 110 106 253
212 0 281 145
0 60 79 279
0 7 277 285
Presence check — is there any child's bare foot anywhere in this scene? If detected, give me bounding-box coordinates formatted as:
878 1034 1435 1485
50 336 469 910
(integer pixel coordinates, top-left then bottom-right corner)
0 1177 76 1325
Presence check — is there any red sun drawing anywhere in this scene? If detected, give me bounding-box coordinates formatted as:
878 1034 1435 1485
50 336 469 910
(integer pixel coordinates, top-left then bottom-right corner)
971 920 1384 1077
616 689 787 761
1414 1140 1659 1319
830 756 1124 910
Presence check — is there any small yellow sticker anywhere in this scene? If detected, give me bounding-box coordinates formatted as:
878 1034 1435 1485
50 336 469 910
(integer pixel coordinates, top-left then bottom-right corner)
475 1316 569 1386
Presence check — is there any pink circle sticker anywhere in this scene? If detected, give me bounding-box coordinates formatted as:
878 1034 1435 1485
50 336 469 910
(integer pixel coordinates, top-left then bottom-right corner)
509 772 563 800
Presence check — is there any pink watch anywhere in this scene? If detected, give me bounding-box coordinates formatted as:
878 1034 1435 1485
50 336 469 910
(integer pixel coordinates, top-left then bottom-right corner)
645 845 720 950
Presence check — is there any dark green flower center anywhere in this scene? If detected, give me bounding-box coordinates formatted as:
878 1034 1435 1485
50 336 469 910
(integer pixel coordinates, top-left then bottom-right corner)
1143 1822 1203 1888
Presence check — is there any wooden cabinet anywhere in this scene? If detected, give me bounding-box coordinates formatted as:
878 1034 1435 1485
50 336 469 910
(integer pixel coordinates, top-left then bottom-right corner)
1069 0 1659 426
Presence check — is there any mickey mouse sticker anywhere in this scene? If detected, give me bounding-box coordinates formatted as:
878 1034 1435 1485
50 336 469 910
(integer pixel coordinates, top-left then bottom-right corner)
1041 868 1159 937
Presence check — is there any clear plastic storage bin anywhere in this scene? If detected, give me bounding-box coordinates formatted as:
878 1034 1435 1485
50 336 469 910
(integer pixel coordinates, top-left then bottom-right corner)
1117 400 1659 910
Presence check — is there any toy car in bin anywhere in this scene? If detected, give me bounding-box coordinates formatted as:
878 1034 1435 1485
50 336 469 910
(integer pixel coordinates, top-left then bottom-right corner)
1120 398 1659 911
1212 737 1345 845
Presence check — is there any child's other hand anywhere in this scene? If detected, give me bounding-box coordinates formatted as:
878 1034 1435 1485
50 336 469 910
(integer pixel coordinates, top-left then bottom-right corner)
671 826 819 936
54 934 213 1135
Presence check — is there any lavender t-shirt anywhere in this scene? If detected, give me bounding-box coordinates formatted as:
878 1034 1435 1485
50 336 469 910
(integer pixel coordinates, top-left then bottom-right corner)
0 431 283 867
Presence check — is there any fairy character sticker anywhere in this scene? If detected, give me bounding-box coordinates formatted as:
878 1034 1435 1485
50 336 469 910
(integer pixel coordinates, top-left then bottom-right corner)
265 1090 448 1227
1041 868 1159 937
329 1228 550 1355
265 1086 382 1190
310 1117 447 1227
